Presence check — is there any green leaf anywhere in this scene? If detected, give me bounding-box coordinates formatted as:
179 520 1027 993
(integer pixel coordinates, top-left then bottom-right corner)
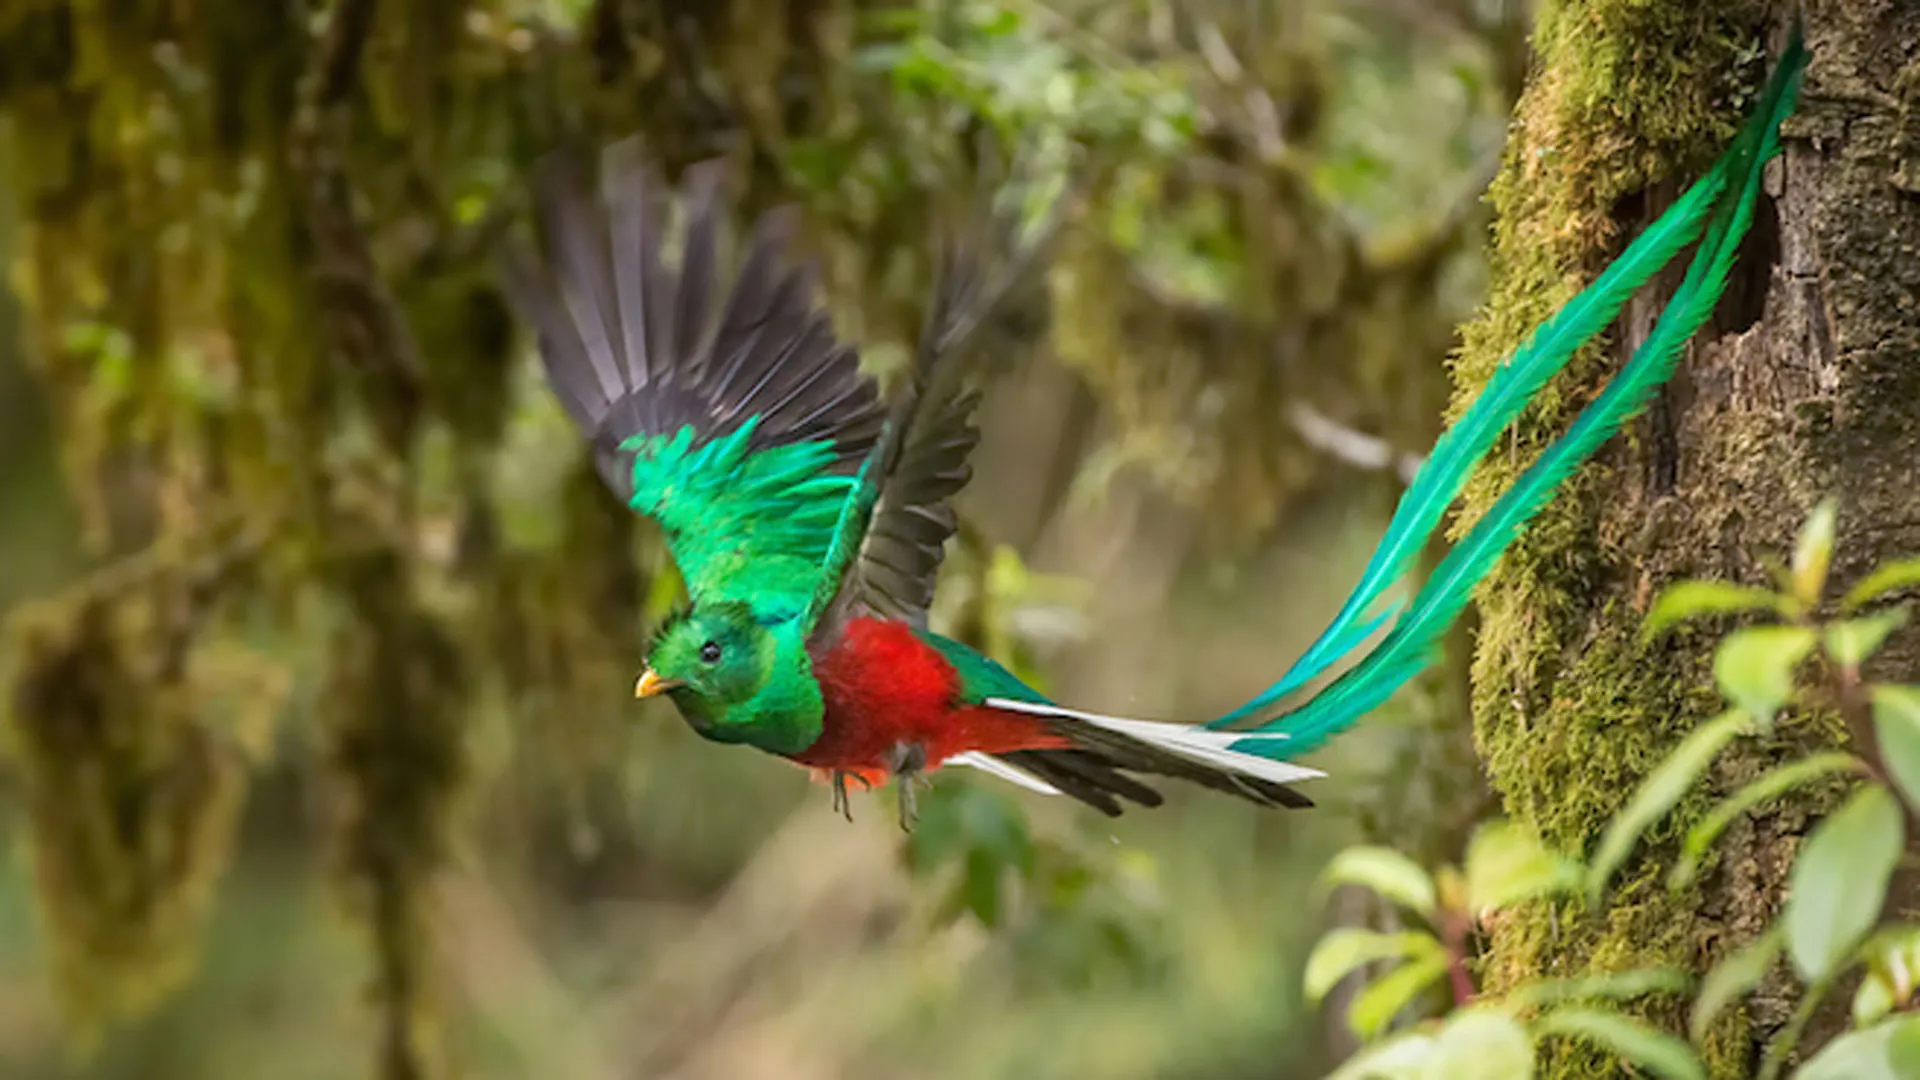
1671 754 1863 889
1588 710 1749 902
1854 968 1896 1027
1793 1016 1920 1080
1323 1031 1435 1080
1304 929 1446 1003
1852 926 1920 1026
962 848 1004 926
1464 820 1582 916
1643 580 1789 639
1824 610 1908 667
1320 846 1438 919
1867 925 1920 993
1503 969 1690 1011
1892 1018 1920 1078
1432 864 1468 918
1347 951 1450 1039
1790 497 1838 608
907 794 965 876
910 784 1037 929
1426 1009 1535 1080
1714 625 1816 721
1785 783 1905 981
1533 1008 1704 1080
1690 928 1782 1042
1870 685 1920 809
1843 556 1920 611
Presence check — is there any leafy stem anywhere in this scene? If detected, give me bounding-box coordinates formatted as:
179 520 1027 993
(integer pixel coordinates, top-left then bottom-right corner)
1440 906 1477 1007
1832 658 1890 790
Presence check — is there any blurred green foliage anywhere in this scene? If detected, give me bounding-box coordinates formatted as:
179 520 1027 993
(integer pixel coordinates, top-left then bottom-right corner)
0 1 1517 1077
1305 500 1920 1080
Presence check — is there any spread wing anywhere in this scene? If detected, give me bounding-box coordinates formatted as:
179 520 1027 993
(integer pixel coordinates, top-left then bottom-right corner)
811 240 989 629
504 139 885 609
808 158 1073 636
831 371 982 627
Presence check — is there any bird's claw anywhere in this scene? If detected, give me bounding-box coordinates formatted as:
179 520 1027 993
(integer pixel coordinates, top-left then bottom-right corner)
830 771 853 822
828 744 930 830
895 771 931 833
885 741 931 833
829 770 873 822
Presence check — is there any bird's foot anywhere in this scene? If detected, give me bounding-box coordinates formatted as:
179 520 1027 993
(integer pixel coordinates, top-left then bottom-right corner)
896 774 916 832
830 772 851 821
884 742 930 833
895 772 935 833
829 770 874 822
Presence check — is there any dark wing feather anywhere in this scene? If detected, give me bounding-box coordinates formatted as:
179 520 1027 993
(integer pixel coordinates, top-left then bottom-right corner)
847 385 983 623
810 154 1075 634
502 138 885 506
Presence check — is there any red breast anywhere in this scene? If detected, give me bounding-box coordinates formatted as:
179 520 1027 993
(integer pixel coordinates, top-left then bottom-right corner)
796 618 1067 774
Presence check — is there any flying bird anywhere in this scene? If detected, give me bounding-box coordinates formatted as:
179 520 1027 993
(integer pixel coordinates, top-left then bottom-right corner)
503 28 1806 825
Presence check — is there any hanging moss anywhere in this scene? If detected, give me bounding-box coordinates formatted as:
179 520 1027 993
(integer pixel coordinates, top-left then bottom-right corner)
318 548 467 1080
3 541 258 1034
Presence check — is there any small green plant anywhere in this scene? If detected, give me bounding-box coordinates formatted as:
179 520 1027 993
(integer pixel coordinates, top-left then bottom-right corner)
1305 498 1920 1079
905 781 1170 990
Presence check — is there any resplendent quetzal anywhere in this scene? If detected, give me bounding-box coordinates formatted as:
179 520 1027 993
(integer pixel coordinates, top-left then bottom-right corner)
504 28 1806 824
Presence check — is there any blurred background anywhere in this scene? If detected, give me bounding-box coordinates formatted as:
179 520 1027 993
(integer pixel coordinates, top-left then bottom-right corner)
0 1 1530 1077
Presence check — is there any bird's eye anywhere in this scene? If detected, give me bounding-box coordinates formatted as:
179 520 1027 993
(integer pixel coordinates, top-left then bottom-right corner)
699 641 722 664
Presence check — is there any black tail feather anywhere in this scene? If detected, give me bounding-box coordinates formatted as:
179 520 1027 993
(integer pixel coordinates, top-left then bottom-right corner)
999 738 1314 817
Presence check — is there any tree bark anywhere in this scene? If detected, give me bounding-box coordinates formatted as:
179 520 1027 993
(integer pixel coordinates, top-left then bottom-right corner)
1456 1 1920 1076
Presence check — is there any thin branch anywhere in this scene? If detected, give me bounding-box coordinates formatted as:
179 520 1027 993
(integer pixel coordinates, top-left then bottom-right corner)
1289 401 1426 484
1437 903 1479 1007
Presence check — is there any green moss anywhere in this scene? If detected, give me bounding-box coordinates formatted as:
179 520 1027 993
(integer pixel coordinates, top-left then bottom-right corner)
1447 2 1779 1077
319 549 468 1080
2 554 254 1037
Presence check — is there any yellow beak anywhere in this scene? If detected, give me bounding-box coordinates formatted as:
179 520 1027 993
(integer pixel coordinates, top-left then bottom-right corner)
634 669 683 699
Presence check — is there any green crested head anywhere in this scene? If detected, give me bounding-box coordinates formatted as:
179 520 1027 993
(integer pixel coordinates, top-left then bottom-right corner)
635 601 824 755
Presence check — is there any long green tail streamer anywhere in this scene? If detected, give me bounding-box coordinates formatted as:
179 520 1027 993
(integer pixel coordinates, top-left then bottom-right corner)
1217 26 1809 755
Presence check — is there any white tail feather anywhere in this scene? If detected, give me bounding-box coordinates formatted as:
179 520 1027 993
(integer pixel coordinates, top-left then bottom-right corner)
982 698 1328 786
948 751 1063 796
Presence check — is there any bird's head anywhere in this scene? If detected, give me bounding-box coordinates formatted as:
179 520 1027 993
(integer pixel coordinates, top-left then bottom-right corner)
635 600 824 755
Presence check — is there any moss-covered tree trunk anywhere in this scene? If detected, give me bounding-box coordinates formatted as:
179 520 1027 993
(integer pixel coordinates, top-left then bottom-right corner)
1456 1 1920 1075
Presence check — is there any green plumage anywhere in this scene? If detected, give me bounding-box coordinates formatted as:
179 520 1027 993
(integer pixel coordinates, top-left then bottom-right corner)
1216 24 1808 755
1212 163 1735 727
626 419 858 618
921 632 1049 706
505 139 1044 765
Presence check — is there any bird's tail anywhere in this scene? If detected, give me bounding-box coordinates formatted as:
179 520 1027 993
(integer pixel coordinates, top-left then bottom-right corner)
943 27 1805 816
1207 23 1808 758
979 698 1320 815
